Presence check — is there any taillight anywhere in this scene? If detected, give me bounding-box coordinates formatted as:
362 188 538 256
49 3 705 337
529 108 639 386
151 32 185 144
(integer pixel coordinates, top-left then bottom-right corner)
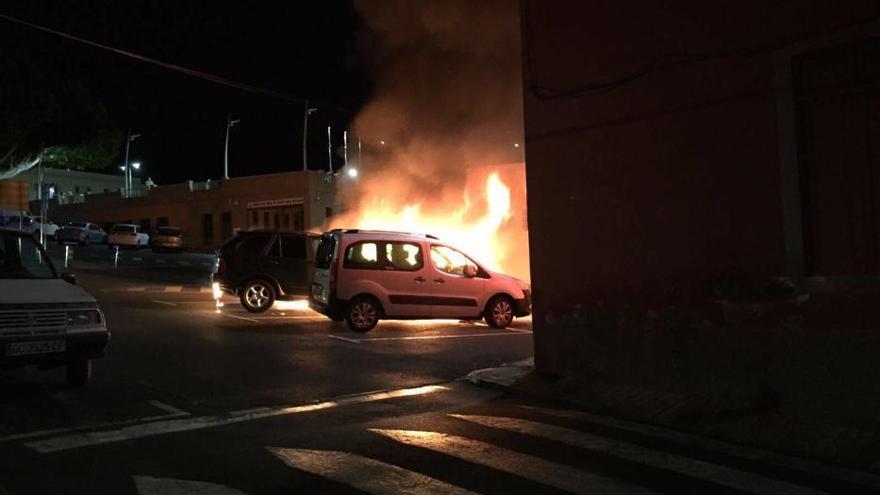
330 258 339 292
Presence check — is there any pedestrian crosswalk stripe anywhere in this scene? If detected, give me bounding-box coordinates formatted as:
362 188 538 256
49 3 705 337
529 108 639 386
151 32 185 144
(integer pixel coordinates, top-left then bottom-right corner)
134 475 248 495
370 429 658 495
268 447 476 495
521 406 880 490
451 414 828 495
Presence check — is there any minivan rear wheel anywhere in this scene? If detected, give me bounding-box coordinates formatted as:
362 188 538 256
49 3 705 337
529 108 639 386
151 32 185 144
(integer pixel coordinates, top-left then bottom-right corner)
485 295 515 329
241 279 276 313
346 296 380 332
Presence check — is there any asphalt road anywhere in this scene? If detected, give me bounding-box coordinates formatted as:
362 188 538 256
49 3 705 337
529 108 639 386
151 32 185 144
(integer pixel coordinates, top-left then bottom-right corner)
1 244 876 494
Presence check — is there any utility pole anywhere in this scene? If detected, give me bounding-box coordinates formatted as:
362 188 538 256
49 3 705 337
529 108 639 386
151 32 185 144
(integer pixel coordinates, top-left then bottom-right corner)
302 100 317 171
123 130 141 197
224 114 239 180
343 131 348 170
327 126 333 173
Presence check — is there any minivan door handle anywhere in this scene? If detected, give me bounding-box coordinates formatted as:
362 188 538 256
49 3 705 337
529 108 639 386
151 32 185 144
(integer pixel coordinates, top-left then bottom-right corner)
433 278 445 284
414 276 426 283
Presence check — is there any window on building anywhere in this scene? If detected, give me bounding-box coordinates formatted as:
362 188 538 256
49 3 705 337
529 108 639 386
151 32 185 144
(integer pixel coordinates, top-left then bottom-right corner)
220 212 232 242
325 207 333 219
203 213 214 244
157 217 169 228
344 242 380 269
74 186 80 194
274 212 280 230
263 211 270 228
251 210 258 228
293 207 304 231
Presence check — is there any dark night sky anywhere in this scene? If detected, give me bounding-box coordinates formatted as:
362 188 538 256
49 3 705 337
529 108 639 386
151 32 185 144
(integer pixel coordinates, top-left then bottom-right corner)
1 0 371 184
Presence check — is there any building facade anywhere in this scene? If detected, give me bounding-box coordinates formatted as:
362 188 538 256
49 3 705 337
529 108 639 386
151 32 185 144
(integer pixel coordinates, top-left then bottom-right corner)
15 167 126 203
522 1 880 423
39 170 336 250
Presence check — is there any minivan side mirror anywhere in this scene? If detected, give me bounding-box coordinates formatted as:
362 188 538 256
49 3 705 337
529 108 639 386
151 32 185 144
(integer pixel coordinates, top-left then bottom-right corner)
61 273 77 285
463 264 478 278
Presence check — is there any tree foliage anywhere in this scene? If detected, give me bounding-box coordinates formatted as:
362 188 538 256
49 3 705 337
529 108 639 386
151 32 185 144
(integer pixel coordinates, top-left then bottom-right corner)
0 41 120 171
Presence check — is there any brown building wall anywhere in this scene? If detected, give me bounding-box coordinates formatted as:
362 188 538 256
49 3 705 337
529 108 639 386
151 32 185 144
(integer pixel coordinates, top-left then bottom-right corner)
522 1 880 419
41 171 336 251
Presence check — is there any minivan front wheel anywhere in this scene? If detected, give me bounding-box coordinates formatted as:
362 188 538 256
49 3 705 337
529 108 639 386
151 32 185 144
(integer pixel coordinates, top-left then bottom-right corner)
485 295 515 329
241 280 276 313
346 297 380 332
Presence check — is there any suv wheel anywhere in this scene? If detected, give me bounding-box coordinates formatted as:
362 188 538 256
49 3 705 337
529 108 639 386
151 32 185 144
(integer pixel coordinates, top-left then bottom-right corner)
346 297 380 332
66 360 91 387
485 295 514 329
241 280 276 313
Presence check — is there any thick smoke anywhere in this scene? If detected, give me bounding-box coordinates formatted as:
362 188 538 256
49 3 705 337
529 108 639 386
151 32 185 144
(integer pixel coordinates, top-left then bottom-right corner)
340 0 524 209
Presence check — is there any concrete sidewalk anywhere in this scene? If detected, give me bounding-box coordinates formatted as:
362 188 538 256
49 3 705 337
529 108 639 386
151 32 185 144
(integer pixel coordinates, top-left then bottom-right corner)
467 358 880 473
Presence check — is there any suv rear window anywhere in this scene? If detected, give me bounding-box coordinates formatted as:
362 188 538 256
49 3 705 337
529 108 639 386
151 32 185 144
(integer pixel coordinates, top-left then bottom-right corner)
315 234 336 269
281 235 306 260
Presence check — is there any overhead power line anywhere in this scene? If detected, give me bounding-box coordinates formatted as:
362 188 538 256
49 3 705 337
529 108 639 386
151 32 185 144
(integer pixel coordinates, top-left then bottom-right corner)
0 12 353 113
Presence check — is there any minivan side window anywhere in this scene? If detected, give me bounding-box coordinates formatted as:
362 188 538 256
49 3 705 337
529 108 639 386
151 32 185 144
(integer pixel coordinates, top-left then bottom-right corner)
431 245 478 277
344 241 380 269
281 235 306 260
384 242 423 271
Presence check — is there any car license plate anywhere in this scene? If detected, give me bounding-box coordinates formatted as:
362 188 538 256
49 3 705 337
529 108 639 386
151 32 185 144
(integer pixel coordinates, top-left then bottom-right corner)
6 340 66 357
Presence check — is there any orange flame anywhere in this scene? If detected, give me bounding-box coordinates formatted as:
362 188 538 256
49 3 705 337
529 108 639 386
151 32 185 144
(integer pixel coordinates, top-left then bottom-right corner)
331 167 528 279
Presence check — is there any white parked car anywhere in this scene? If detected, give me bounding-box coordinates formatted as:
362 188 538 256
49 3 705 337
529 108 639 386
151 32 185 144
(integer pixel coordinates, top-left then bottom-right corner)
309 229 531 332
108 224 150 249
0 228 109 386
34 217 59 239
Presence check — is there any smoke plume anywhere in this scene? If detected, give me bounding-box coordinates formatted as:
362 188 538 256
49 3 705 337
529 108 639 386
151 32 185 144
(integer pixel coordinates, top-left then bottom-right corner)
333 0 528 278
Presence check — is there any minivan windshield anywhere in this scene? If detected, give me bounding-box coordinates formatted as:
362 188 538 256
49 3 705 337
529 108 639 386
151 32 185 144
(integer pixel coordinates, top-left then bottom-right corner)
0 232 56 279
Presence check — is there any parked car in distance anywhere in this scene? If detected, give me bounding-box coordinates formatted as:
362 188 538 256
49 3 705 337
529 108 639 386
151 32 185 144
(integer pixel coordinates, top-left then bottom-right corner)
34 217 59 239
213 230 320 312
56 222 107 245
151 226 185 252
107 224 149 249
309 229 532 332
0 228 110 386
0 212 38 237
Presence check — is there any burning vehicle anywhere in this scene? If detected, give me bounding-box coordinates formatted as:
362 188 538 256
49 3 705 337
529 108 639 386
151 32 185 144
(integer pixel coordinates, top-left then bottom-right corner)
310 229 531 332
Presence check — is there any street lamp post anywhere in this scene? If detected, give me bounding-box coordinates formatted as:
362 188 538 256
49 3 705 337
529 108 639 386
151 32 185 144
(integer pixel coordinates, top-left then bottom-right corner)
302 100 317 171
224 114 240 180
123 129 141 197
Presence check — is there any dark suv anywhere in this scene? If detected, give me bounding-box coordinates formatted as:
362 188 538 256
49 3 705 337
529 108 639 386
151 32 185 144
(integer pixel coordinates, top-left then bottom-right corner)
213 230 320 312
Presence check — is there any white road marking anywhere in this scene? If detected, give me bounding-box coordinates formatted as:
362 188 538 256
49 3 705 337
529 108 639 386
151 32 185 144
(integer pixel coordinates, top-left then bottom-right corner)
134 476 248 495
222 313 258 323
0 400 189 443
451 414 827 495
152 300 177 306
269 447 476 495
523 406 880 490
146 400 188 416
26 385 448 453
328 334 362 344
348 332 532 343
370 429 658 495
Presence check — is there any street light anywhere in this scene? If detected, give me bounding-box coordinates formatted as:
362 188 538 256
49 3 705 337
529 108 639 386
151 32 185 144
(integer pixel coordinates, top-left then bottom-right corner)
131 162 141 170
123 130 141 197
347 167 358 178
224 114 239 179
302 101 317 171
